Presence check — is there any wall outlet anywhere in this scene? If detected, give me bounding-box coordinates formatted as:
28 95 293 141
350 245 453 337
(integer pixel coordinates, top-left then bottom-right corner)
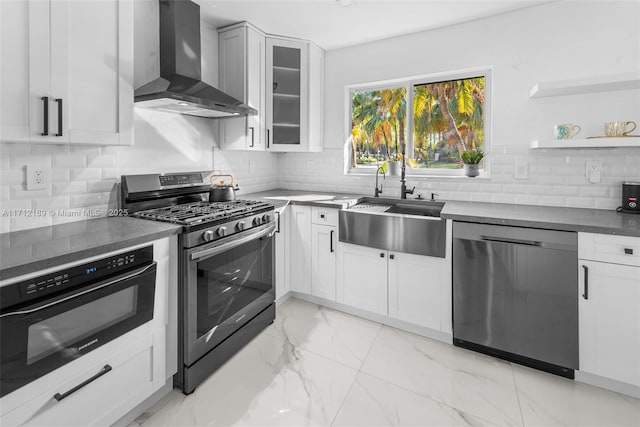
514 160 528 180
26 164 49 190
585 161 602 184
306 160 314 172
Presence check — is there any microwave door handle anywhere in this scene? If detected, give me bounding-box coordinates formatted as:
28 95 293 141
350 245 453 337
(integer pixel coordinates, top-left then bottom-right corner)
190 222 276 262
0 263 156 318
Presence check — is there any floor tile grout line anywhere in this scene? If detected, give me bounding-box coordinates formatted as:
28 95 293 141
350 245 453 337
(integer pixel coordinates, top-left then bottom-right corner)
330 321 383 427
358 325 529 426
510 362 527 427
272 298 386 372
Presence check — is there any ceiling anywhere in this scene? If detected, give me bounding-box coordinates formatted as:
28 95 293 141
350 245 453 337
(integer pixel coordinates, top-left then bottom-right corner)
195 0 552 51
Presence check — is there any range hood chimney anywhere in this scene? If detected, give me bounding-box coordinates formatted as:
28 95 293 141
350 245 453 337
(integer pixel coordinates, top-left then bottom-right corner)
134 0 257 118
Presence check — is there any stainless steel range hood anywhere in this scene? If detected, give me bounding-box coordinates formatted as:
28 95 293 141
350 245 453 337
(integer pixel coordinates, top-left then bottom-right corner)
134 0 257 118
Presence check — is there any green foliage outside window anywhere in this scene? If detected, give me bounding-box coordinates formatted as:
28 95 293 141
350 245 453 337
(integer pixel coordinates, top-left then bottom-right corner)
350 75 486 171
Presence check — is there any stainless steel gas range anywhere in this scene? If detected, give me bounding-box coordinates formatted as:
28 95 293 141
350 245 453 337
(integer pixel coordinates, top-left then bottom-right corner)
120 171 276 394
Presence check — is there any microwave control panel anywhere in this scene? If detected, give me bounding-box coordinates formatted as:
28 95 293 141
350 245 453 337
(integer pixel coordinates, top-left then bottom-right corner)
1 246 154 309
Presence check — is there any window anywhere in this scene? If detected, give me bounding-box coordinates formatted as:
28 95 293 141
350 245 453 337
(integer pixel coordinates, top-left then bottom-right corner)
348 69 490 176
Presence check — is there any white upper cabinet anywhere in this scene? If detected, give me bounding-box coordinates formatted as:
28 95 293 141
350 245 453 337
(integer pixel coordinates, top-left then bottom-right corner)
266 37 324 152
0 0 133 145
218 23 266 150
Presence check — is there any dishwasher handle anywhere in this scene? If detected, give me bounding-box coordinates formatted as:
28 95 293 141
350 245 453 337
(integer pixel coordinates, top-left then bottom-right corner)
481 236 542 247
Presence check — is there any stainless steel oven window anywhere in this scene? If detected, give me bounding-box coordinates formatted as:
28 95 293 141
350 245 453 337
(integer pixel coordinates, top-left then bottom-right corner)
195 233 273 339
27 286 138 365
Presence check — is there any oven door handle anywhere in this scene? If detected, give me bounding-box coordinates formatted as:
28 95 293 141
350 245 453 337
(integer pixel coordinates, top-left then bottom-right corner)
0 263 156 318
190 222 276 262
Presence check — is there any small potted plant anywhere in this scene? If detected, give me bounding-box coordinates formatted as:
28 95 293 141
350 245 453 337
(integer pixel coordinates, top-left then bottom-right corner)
461 149 484 177
382 153 417 176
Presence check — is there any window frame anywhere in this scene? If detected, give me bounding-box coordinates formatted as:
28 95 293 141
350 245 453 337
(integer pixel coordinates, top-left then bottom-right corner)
345 67 492 178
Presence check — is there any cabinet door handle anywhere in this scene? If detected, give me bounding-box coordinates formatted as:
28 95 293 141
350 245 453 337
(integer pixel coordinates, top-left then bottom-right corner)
266 129 270 148
249 126 255 147
55 98 63 136
330 229 334 253
624 248 634 255
275 211 281 233
53 364 112 401
582 264 589 300
41 96 49 135
389 254 395 260
380 253 385 258
320 214 325 219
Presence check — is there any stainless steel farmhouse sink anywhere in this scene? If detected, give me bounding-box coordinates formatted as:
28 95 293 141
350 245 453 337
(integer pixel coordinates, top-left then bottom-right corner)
339 197 446 257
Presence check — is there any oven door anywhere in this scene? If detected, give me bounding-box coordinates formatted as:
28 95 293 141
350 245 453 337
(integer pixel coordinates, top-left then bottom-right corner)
183 222 275 365
0 263 156 398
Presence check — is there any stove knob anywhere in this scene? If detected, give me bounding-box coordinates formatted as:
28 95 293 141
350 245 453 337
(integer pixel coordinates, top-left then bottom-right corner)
217 226 227 237
236 221 246 231
262 214 271 223
253 216 262 226
202 230 215 242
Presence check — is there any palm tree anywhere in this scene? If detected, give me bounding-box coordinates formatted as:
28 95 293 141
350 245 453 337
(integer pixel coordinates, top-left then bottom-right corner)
413 77 485 164
351 88 406 167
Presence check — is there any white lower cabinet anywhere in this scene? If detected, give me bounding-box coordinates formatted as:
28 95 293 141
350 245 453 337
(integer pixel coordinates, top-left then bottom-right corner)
388 251 449 331
310 207 338 301
578 233 640 389
275 206 291 301
336 243 387 315
3 329 160 427
311 223 337 300
289 205 339 300
337 241 451 333
290 205 312 294
0 236 176 426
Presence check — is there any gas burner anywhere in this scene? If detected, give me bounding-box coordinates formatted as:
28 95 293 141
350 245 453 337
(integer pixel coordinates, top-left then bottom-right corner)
133 199 273 227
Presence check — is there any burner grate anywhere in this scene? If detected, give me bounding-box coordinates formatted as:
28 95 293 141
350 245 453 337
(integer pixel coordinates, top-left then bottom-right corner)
133 199 273 226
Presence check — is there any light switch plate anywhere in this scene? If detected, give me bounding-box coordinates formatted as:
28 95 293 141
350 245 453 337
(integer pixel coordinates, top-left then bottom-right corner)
585 161 602 183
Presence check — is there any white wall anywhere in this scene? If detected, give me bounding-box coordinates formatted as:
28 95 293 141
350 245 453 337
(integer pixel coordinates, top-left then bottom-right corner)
279 0 640 208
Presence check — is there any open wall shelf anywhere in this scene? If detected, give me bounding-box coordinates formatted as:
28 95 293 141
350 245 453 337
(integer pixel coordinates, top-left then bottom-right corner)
530 137 640 149
529 72 640 98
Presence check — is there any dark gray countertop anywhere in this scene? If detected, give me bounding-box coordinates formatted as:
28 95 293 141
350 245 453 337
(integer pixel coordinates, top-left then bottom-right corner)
3 190 637 280
440 201 640 237
243 189 362 210
0 217 182 281
244 189 640 237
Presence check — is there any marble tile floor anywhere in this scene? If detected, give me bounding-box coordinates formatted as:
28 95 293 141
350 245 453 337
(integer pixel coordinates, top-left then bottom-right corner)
131 298 640 427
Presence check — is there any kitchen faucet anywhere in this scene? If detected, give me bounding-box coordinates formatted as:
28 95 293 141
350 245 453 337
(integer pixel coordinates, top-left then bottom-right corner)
400 144 414 199
374 166 385 197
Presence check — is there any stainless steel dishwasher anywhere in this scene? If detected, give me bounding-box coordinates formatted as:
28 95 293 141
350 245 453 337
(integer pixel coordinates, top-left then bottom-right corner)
453 222 578 378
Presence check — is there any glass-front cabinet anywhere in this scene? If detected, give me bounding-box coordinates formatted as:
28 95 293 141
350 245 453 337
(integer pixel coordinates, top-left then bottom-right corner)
266 38 309 151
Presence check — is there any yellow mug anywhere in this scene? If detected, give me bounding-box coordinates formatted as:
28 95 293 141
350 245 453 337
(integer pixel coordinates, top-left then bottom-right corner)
604 121 636 137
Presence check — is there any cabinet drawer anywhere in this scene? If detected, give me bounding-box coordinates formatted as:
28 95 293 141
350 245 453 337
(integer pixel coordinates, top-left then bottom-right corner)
311 206 338 226
579 233 640 267
2 334 155 427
